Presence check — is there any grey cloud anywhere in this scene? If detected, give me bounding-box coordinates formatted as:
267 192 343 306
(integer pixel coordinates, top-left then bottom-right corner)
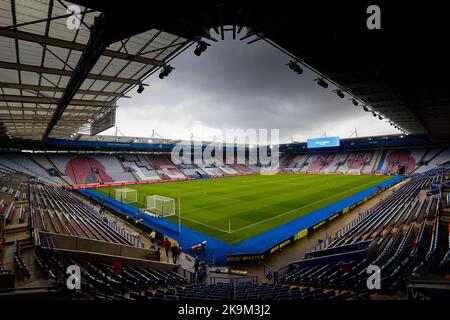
107 35 397 141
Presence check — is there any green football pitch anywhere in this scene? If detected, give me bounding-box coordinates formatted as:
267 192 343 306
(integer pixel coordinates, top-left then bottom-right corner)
93 174 391 244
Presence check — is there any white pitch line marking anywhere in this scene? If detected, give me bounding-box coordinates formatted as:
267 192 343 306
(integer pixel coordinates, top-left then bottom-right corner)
229 177 388 234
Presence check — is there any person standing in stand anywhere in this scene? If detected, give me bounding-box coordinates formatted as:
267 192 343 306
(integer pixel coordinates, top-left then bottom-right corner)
162 238 171 262
194 256 200 273
171 244 180 264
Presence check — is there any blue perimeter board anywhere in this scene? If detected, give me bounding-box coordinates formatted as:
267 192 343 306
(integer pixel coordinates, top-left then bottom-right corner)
80 175 404 265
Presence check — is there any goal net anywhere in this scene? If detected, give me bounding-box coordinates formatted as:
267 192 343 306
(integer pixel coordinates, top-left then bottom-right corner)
115 188 137 203
146 195 175 217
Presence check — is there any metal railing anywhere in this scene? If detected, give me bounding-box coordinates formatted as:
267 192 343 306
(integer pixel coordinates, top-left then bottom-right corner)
335 209 371 240
210 275 258 287
105 218 144 248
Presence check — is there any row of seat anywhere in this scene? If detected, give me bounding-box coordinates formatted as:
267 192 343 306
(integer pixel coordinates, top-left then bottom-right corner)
31 183 133 246
14 240 31 280
280 168 448 293
235 282 352 301
35 249 187 299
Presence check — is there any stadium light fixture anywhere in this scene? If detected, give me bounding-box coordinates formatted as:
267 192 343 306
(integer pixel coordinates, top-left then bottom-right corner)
372 112 377 117
363 105 369 112
378 115 383 120
194 41 208 56
137 84 144 94
352 99 358 106
159 65 174 79
287 60 303 75
334 90 345 98
316 78 328 88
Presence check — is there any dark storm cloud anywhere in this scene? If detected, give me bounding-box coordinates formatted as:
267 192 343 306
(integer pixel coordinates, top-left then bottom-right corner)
109 33 396 141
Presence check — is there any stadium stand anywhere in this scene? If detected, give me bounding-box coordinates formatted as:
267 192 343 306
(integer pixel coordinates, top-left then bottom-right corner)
0 148 445 188
278 167 449 296
416 148 450 173
93 155 136 182
217 166 239 175
231 164 255 174
378 149 427 174
0 154 62 185
201 166 224 177
0 1 450 303
322 152 349 173
31 183 135 245
121 155 159 181
0 149 448 301
34 247 187 300
363 151 380 174
181 168 208 179
49 155 79 185
148 155 186 179
337 151 374 174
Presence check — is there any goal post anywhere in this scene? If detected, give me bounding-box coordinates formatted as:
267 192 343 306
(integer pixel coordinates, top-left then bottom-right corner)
115 188 137 203
146 195 176 217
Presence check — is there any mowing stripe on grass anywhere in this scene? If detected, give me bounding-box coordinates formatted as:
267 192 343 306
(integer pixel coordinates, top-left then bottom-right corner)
229 176 387 233
92 174 392 244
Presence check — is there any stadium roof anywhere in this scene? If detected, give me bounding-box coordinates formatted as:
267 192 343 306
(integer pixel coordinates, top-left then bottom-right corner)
1 1 449 145
0 0 190 141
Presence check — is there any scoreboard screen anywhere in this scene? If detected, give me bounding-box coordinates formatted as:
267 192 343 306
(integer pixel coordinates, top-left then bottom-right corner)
307 136 340 148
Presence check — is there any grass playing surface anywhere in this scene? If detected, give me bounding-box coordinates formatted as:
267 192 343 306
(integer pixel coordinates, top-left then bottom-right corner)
93 174 391 244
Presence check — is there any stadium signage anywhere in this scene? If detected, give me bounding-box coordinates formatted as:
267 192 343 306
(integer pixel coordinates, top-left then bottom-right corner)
279 239 292 249
307 136 340 149
312 220 327 231
211 268 248 276
329 213 340 221
68 177 194 190
227 254 265 263
294 229 308 240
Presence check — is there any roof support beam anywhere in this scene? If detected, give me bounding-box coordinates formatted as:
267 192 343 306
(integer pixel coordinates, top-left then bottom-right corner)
0 29 165 66
0 106 100 114
43 14 118 138
0 61 140 84
0 95 114 107
0 82 128 97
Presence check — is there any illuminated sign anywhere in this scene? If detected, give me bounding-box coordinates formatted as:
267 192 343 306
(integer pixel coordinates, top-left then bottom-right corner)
307 136 340 149
227 254 265 262
313 220 327 230
329 213 340 221
294 229 308 240
279 239 292 249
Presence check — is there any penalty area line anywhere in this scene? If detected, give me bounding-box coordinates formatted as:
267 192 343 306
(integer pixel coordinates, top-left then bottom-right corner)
177 214 231 234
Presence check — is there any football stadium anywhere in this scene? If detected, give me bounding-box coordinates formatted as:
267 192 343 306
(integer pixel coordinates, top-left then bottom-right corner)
0 0 450 308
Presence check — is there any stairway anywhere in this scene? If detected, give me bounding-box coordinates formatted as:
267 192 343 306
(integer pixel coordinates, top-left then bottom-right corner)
117 156 139 182
371 150 384 173
87 157 104 184
411 149 429 174
335 152 350 173
46 156 71 185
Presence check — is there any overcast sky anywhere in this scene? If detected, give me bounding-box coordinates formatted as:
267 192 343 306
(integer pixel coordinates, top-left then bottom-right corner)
102 32 398 143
